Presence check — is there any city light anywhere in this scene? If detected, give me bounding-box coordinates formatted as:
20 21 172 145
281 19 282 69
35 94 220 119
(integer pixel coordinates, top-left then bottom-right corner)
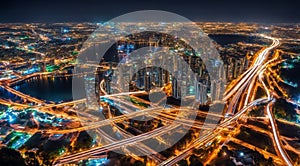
0 21 299 166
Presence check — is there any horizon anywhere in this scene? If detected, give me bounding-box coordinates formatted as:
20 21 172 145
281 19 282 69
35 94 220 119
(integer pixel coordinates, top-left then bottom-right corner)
1 2 300 166
1 0 299 23
0 21 299 25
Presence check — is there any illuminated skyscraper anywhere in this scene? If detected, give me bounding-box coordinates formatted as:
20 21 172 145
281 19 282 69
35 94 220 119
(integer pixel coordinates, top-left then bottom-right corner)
233 60 239 79
144 72 151 92
210 79 222 102
172 77 181 99
195 81 208 104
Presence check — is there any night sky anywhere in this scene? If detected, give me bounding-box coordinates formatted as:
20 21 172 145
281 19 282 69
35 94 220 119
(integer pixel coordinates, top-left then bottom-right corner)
0 0 299 23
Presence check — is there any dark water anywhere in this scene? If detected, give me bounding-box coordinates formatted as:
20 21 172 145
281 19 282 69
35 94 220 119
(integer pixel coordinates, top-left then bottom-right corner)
14 76 74 103
279 59 300 99
208 34 268 46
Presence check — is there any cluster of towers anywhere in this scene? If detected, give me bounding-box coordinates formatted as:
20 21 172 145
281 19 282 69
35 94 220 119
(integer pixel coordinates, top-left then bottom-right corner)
106 49 225 105
100 32 227 106
224 54 250 81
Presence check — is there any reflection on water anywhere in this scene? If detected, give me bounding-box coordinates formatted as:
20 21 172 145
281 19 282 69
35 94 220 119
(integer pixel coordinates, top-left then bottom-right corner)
14 76 74 103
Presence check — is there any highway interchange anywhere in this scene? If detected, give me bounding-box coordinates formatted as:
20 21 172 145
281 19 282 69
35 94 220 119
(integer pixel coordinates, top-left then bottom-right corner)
1 35 300 166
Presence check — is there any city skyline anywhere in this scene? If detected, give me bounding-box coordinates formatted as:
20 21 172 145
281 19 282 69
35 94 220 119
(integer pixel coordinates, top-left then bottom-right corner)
0 7 300 166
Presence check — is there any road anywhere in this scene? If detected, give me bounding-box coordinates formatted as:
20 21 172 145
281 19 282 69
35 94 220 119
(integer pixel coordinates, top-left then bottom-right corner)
1 34 297 165
159 35 294 166
224 36 280 115
158 98 269 166
260 72 294 166
54 124 181 164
